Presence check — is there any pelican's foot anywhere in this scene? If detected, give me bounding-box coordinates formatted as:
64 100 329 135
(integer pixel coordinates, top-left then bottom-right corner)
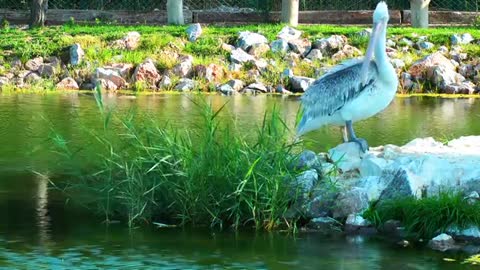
350 137 369 153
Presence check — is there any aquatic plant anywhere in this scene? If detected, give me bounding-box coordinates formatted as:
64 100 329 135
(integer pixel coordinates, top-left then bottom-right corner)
363 192 480 238
49 87 303 229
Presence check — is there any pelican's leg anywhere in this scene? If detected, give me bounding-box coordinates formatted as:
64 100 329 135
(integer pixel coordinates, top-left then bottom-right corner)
345 120 369 152
342 126 349 143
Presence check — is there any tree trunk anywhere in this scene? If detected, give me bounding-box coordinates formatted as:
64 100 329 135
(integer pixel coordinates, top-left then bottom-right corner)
167 0 184 25
410 0 431 28
30 0 48 28
281 0 299 27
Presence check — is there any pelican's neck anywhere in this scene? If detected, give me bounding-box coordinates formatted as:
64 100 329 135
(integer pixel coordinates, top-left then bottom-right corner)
374 22 388 67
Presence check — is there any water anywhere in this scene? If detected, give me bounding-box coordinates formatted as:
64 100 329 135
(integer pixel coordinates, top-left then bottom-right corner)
1 93 480 269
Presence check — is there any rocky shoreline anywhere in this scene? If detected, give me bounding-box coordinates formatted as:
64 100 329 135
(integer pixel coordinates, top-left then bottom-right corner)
292 135 480 253
1 25 480 95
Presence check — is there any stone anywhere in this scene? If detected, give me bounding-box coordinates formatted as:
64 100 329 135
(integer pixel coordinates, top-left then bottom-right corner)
451 33 474 45
69 43 84 66
313 35 347 56
451 52 468 63
10 58 22 70
344 214 376 234
0 77 9 87
459 64 475 78
408 52 455 79
230 48 255 64
107 63 134 78
281 68 294 80
96 79 118 91
228 63 242 72
288 38 311 55
332 45 362 61
332 188 369 219
95 68 127 89
172 55 194 78
237 31 268 51
241 82 268 94
186 23 202 42
226 79 245 92
37 64 56 78
444 82 475 95
277 26 302 41
270 39 290 54
174 78 196 92
133 59 161 88
254 59 268 71
447 226 480 242
56 77 79 90
428 234 457 252
248 43 270 57
428 65 464 90
294 150 321 171
292 169 318 195
290 76 315 92
24 72 41 83
158 75 172 89
221 43 235 52
400 37 414 47
307 217 342 233
391 59 405 70
217 84 236 95
465 191 480 204
306 186 339 218
417 41 434 50
438 46 449 54
328 142 364 172
386 39 396 47
25 57 43 71
357 28 372 38
306 49 323 61
359 156 389 177
110 31 141 50
194 64 224 83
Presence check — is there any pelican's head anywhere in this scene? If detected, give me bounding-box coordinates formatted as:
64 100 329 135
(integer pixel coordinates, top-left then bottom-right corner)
373 2 390 24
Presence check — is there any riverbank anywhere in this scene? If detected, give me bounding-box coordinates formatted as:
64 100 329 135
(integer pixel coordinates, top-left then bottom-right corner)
1 23 480 95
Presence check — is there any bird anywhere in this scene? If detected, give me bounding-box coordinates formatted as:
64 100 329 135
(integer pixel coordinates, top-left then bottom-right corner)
296 1 398 152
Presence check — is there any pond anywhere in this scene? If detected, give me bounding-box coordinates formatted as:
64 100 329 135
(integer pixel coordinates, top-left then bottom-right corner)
0 93 480 269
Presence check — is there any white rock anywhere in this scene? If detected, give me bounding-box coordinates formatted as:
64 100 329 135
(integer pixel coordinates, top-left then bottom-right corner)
186 23 202 42
174 78 196 92
270 39 290 53
451 33 474 45
237 31 268 51
429 233 456 252
328 142 364 172
346 214 370 227
230 48 255 64
290 76 315 92
447 226 480 240
277 26 302 41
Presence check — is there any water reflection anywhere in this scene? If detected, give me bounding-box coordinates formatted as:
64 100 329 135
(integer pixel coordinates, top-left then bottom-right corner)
35 173 50 246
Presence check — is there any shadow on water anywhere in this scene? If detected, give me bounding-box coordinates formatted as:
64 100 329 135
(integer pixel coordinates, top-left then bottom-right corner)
0 94 479 269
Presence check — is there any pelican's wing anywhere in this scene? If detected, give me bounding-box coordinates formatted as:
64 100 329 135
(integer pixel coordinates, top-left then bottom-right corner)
298 59 378 130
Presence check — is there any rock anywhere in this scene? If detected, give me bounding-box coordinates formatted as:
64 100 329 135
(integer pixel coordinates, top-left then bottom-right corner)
275 85 292 95
107 63 134 78
391 59 405 70
307 217 342 233
359 156 389 177
290 76 315 92
428 65 464 90
451 52 468 63
444 82 475 95
70 43 85 66
344 214 376 234
254 59 268 71
408 52 456 79
241 82 268 94
399 72 412 89
400 37 414 47
46 56 61 68
24 72 41 83
25 57 43 71
288 38 311 55
447 225 480 242
294 150 321 171
221 43 235 52
428 234 457 252
328 142 364 172
332 188 369 219
226 79 245 92
38 64 56 78
438 46 449 54
174 78 196 92
417 41 434 50
158 75 172 89
332 45 362 61
10 58 22 70
110 31 141 50
270 39 290 53
0 77 9 87
217 84 236 95
56 77 79 90
306 186 338 218
386 39 396 47
186 23 202 42
95 68 127 89
172 55 194 78
465 191 480 204
292 169 318 195
133 59 161 88
248 43 270 57
306 49 323 61
357 28 372 38
194 64 224 83
246 69 261 82
313 35 347 56
96 79 118 91
230 48 255 64
228 63 242 72
277 26 302 41
459 64 475 78
281 68 294 80
237 31 268 51
451 33 474 45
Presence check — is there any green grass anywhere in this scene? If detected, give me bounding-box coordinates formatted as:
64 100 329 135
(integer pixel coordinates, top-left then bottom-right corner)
48 86 304 229
363 192 480 238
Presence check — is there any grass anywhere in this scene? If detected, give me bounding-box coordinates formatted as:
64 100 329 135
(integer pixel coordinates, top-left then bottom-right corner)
48 86 305 229
363 192 480 239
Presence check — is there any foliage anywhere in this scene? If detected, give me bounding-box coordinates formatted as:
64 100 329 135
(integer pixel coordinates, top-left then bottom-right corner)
49 87 303 229
363 192 480 238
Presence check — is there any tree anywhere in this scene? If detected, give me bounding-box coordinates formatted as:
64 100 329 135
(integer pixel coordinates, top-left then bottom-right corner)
30 0 48 28
167 0 184 25
410 0 431 28
281 0 299 27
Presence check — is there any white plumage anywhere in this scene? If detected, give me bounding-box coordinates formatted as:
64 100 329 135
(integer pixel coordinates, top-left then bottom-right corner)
297 1 398 150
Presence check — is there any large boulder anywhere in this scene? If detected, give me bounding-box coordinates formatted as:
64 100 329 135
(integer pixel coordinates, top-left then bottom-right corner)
194 64 224 83
172 55 194 78
237 31 268 51
95 67 127 89
408 52 456 80
25 57 43 71
332 188 369 219
56 77 79 90
428 65 465 90
428 234 458 252
133 59 161 88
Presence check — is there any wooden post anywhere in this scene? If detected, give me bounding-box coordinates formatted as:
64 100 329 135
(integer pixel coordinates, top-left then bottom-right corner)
410 0 431 28
30 0 48 28
167 0 184 25
281 0 299 27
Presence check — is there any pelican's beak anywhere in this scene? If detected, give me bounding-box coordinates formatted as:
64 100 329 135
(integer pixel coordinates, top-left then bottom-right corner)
360 20 384 86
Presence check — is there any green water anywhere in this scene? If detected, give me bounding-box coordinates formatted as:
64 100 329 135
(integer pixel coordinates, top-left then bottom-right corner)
1 93 480 269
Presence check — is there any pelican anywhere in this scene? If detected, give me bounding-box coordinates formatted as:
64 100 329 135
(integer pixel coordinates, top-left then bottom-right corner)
297 1 398 152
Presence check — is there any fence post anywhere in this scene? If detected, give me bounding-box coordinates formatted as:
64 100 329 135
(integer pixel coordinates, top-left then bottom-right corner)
410 0 431 28
281 0 299 26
